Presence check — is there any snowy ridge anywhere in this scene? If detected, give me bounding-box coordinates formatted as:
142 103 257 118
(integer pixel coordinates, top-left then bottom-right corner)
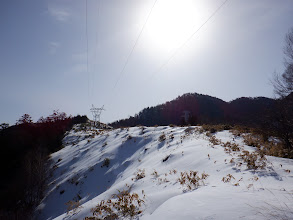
36 126 293 220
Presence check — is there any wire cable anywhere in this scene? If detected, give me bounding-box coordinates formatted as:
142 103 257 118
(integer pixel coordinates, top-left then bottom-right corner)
147 0 229 80
92 0 100 98
86 0 90 101
103 0 158 109
111 0 158 91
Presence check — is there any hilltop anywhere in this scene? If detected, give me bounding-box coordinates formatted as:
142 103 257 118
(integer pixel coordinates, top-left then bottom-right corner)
110 93 274 127
36 125 293 220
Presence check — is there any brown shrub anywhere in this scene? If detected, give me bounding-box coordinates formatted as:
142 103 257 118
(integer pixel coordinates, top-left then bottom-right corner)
209 136 222 145
88 190 144 219
177 171 209 191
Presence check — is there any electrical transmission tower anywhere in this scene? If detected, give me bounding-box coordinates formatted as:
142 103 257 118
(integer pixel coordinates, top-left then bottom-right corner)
90 105 105 128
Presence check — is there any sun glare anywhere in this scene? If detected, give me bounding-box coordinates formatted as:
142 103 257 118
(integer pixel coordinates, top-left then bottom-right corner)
144 0 208 54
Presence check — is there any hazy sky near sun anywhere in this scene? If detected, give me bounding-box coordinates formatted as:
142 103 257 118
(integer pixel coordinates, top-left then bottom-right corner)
1 0 293 125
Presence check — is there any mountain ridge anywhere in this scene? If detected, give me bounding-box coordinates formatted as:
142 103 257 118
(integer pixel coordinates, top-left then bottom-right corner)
110 92 274 127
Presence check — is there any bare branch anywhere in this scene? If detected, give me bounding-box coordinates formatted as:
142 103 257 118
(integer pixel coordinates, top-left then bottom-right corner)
272 28 293 97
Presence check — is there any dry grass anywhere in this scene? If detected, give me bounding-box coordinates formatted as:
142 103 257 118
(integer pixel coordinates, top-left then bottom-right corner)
223 142 241 154
158 133 166 142
201 124 232 133
177 171 209 191
184 127 194 134
206 129 269 170
209 135 222 146
222 174 235 183
239 150 267 170
250 189 293 220
132 169 146 181
65 200 82 215
242 134 261 148
86 189 144 220
151 170 159 178
232 126 293 159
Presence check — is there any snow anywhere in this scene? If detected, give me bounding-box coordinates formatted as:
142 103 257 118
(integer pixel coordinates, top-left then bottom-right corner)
36 126 293 220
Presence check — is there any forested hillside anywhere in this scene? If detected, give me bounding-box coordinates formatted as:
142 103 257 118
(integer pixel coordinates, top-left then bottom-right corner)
110 93 274 127
0 112 88 219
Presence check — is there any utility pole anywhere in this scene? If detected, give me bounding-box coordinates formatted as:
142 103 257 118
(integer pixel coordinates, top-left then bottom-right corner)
90 105 105 128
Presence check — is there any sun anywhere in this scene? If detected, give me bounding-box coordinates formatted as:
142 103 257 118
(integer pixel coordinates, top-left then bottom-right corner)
144 0 208 54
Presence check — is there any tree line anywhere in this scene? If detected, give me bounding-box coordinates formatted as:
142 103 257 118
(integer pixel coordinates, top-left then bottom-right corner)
0 111 87 219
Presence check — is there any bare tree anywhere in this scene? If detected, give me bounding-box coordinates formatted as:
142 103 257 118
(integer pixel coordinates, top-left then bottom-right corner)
17 114 33 125
269 28 293 155
273 28 293 97
0 123 9 130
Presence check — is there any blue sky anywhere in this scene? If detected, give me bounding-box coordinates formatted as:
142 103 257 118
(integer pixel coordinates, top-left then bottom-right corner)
1 0 293 125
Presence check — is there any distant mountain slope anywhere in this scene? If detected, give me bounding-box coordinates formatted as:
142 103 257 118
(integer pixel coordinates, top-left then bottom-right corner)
110 93 274 127
229 97 274 124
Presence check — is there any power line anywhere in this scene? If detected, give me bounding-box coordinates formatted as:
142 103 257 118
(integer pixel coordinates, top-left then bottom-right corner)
86 0 89 100
147 0 229 80
111 0 158 91
102 0 228 115
103 0 158 109
92 0 100 98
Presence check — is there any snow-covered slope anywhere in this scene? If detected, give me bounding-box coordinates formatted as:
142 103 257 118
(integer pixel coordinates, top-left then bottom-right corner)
36 126 293 220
